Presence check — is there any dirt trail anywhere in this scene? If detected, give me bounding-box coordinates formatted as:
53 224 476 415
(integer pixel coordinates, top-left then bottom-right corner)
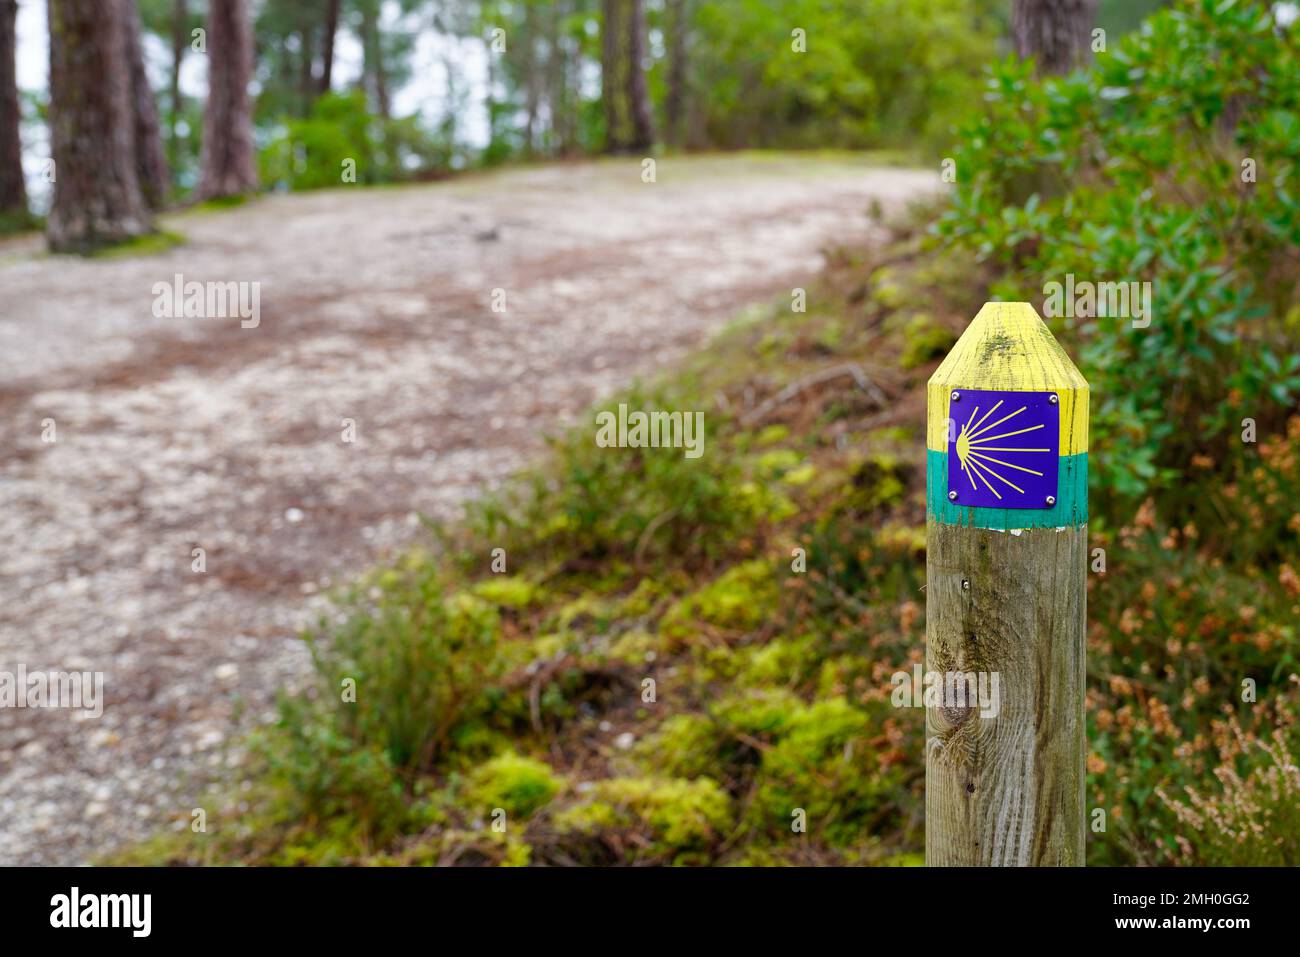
0 155 937 864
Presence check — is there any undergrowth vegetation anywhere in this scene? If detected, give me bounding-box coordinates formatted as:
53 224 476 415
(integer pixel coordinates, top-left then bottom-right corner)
115 0 1298 868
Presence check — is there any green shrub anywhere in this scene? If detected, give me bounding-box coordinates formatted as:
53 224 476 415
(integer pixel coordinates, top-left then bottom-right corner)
260 92 451 190
690 0 998 153
934 0 1300 523
256 716 413 856
295 562 504 775
462 388 768 568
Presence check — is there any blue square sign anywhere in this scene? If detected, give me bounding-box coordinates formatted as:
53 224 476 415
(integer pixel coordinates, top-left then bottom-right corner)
946 388 1060 509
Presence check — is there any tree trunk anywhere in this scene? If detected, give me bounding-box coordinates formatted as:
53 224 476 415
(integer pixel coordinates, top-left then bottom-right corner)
665 0 687 148
601 0 627 152
123 0 170 208
522 2 538 157
299 24 315 114
0 0 28 224
319 0 341 95
169 0 187 171
374 40 390 118
626 0 655 151
546 0 570 155
195 0 258 201
357 1 390 118
47 0 153 253
1011 0 1097 75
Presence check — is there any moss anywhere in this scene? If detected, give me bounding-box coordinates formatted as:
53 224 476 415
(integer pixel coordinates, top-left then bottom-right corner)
747 698 903 843
530 632 572 659
782 464 816 487
191 193 252 212
879 852 925 866
712 688 803 739
836 453 908 513
553 776 732 864
732 480 798 522
877 522 926 556
553 592 616 632
870 266 906 310
754 424 791 447
659 559 780 643
617 577 675 618
99 829 198 866
753 448 802 478
395 827 532 867
816 319 845 351
632 714 721 778
607 628 660 665
463 751 565 819
471 575 537 609
866 425 913 445
88 229 186 259
900 313 958 370
736 635 818 688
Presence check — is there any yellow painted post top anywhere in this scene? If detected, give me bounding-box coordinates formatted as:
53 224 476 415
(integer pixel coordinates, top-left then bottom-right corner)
926 302 1089 455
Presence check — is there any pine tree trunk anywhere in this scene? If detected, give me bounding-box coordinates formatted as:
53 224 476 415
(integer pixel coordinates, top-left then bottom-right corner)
357 1 389 118
522 2 538 157
601 0 628 152
123 0 170 208
546 0 570 155
195 0 258 201
300 26 316 114
0 0 28 224
1012 0 1097 75
665 0 687 148
169 0 187 170
371 8 390 119
626 0 655 151
47 0 153 253
374 40 390 119
319 0 340 95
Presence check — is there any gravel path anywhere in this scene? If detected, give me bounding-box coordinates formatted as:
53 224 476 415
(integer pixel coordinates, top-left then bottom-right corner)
0 154 937 864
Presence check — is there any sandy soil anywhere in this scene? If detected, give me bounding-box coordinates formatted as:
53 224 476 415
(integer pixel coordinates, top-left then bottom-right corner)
0 154 938 864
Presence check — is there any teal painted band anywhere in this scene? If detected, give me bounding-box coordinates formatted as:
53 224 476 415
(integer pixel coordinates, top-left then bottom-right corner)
927 449 1088 529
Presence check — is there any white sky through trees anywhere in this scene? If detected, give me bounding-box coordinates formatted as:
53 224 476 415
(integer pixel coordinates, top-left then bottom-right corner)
13 0 490 205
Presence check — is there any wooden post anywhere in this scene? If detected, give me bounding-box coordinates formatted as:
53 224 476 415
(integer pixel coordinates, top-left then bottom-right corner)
924 302 1088 866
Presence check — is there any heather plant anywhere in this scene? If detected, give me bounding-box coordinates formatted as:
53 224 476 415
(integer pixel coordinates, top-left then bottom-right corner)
1156 684 1300 866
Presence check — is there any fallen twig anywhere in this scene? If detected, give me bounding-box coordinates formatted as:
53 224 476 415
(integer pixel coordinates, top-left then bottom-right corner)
740 362 888 426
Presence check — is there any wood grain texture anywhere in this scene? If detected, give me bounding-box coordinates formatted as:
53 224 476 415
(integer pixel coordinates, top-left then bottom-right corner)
925 522 1087 865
